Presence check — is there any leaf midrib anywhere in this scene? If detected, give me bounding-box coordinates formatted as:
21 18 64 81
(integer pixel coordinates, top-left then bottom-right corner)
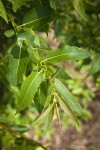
20 14 54 27
43 51 89 62
55 80 82 114
18 71 42 110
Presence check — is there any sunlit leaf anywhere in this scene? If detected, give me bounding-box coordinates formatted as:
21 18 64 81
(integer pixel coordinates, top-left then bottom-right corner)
17 30 35 46
0 0 8 23
72 0 88 21
54 78 83 115
58 96 79 125
44 105 54 132
17 71 44 112
34 103 54 124
43 45 91 63
50 0 56 10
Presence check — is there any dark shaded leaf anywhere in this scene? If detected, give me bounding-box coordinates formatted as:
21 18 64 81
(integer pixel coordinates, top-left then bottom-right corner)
22 6 56 30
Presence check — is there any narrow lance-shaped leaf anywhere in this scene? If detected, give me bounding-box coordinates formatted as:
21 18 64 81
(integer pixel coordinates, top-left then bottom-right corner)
54 78 83 115
34 81 48 114
87 54 100 76
44 105 54 132
55 104 61 124
58 96 79 125
0 0 8 23
43 45 91 63
8 125 29 133
8 46 28 86
16 70 44 112
71 0 88 21
34 103 54 124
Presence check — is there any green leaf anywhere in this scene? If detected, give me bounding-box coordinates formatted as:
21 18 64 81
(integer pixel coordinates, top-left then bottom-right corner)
43 45 91 63
0 115 9 124
17 71 44 112
8 125 29 133
85 0 94 6
34 82 48 114
58 97 79 125
71 0 88 21
54 78 83 115
8 0 27 12
8 46 28 86
4 30 15 37
44 105 54 132
34 35 40 47
0 0 8 23
34 103 54 124
17 30 35 46
88 55 100 76
22 6 55 30
50 0 56 10
55 104 61 124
